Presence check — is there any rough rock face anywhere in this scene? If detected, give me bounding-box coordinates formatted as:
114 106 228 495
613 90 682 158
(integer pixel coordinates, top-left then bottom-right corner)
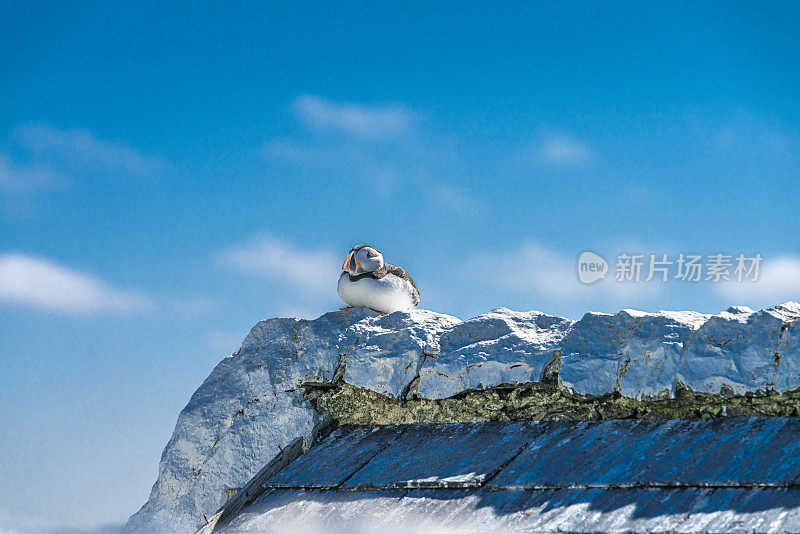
342 310 460 398
560 302 800 398
127 301 800 533
560 310 709 398
414 308 572 400
125 307 458 533
681 302 800 395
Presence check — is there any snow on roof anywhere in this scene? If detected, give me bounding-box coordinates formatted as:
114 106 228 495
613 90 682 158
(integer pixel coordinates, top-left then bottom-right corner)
221 418 800 533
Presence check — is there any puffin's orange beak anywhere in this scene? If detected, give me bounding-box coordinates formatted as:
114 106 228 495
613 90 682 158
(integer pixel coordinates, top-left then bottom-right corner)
342 252 354 273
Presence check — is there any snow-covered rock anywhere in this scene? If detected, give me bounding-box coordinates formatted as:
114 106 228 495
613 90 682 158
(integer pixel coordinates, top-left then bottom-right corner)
342 310 460 398
125 308 370 533
413 309 572 399
678 302 800 395
127 301 800 533
125 307 457 533
560 309 709 398
559 302 800 398
777 317 800 390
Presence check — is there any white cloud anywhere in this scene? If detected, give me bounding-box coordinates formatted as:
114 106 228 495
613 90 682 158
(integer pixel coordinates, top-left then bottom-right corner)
165 295 217 317
0 153 66 193
469 242 584 299
538 134 592 166
465 242 661 303
0 124 165 205
716 256 800 305
292 95 414 140
0 254 152 314
267 97 482 209
507 133 594 174
264 136 409 197
431 185 480 214
707 120 800 162
215 234 339 297
15 123 165 175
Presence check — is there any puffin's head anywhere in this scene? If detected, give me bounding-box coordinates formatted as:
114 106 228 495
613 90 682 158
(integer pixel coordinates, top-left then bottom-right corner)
342 244 384 275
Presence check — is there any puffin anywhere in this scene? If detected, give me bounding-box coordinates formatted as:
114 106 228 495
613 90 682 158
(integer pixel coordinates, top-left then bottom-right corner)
337 244 420 314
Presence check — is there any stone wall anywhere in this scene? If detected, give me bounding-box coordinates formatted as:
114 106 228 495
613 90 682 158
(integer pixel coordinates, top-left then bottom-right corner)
126 301 800 533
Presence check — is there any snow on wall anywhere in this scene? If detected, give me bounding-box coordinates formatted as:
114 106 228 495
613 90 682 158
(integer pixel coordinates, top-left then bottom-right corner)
125 301 800 533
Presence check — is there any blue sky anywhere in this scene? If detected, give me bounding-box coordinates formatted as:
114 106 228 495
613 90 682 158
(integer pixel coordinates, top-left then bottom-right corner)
1 1 799 530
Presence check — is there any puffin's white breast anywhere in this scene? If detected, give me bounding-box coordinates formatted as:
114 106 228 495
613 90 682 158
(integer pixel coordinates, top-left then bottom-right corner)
337 272 417 314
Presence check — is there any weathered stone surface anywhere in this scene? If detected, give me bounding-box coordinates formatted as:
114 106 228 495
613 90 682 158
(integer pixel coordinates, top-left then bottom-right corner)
342 310 460 399
679 302 800 395
559 302 800 399
266 422 539 491
560 309 709 398
342 422 534 488
126 317 315 533
777 317 800 390
414 309 572 400
126 307 458 533
266 425 404 488
489 418 800 488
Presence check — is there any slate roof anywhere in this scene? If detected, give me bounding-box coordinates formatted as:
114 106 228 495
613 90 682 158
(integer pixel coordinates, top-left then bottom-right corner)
218 418 800 533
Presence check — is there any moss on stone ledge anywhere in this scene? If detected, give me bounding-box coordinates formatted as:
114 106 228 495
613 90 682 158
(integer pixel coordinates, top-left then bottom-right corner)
304 382 800 424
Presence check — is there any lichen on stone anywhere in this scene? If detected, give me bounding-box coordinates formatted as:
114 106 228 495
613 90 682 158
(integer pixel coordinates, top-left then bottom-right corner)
305 381 800 424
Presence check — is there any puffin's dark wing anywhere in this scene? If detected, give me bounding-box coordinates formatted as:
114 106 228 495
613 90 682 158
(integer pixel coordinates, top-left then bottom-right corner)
386 262 421 307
